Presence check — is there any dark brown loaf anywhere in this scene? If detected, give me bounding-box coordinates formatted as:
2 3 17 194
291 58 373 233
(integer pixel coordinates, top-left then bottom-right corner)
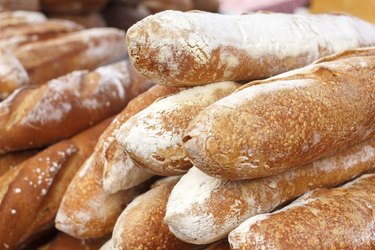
126 11 375 86
228 173 375 249
0 61 151 155
183 47 375 180
165 138 375 244
14 27 127 85
0 118 112 250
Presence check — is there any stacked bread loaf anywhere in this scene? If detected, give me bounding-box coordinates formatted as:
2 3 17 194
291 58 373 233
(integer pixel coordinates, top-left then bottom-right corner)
0 9 375 250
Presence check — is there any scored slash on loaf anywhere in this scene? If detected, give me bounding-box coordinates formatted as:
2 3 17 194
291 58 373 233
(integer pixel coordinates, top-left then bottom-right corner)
183 47 375 180
126 10 375 86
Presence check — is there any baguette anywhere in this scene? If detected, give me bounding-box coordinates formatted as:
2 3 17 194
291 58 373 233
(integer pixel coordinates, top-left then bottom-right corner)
0 150 37 177
126 10 375 86
102 85 182 193
165 138 375 244
0 19 83 50
205 240 230 250
117 82 239 176
49 13 106 28
43 232 107 250
0 61 151 155
0 48 29 100
229 173 375 249
55 154 150 239
0 11 46 30
0 118 112 250
14 27 127 84
111 177 198 250
183 47 375 180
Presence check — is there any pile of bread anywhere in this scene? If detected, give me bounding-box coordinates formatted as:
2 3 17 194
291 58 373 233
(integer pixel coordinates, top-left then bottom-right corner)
0 9 374 250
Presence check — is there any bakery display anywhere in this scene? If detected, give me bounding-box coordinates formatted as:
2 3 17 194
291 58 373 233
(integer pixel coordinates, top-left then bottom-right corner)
126 11 375 86
0 7 373 250
229 173 375 249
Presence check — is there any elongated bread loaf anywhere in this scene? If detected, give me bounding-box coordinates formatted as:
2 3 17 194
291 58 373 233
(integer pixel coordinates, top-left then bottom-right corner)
102 85 182 193
14 27 127 84
0 118 111 250
184 47 375 179
55 153 150 239
117 82 239 176
42 232 107 250
165 138 375 244
0 61 151 155
0 11 46 30
0 150 37 177
0 19 83 50
126 10 375 86
229 173 375 249
112 177 198 250
0 48 29 100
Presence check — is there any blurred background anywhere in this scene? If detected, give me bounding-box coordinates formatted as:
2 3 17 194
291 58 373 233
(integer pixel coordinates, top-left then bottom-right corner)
0 0 373 31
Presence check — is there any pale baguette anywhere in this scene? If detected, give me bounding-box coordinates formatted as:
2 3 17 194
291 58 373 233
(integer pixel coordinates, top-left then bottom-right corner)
184 47 375 179
0 11 46 30
229 173 375 249
117 82 239 176
14 27 127 85
165 138 375 244
0 61 151 155
127 10 375 86
102 85 182 193
112 177 198 250
0 118 112 250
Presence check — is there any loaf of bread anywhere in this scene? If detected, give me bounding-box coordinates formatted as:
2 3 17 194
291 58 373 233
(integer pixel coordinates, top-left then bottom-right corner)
102 85 182 193
0 11 46 30
117 82 239 176
229 173 375 249
55 153 151 239
41 232 107 250
14 27 127 84
49 13 106 28
126 10 375 86
41 0 108 15
111 177 199 250
0 118 111 250
0 0 40 12
0 150 37 177
0 48 29 100
0 61 151 155
184 47 375 180
0 19 83 50
165 138 375 244
205 240 230 250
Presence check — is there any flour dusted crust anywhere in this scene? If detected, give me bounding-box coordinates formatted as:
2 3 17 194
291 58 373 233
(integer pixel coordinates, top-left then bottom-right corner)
117 82 239 176
165 138 375 244
229 173 375 249
184 48 375 180
0 11 46 30
102 85 181 193
112 177 198 250
0 61 145 155
0 118 111 249
126 10 375 86
14 27 127 84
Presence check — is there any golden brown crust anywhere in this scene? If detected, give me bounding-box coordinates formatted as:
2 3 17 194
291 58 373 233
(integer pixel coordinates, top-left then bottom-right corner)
228 174 375 249
46 233 107 250
205 240 230 250
14 27 126 85
0 150 38 177
0 118 112 250
112 177 198 250
48 13 106 28
41 0 108 15
184 48 375 179
0 61 148 155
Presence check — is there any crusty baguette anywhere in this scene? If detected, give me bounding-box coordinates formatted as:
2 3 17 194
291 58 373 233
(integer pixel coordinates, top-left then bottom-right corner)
165 138 375 244
112 177 199 250
55 153 151 239
14 27 127 85
0 117 112 250
126 10 375 86
0 48 29 100
43 232 107 250
0 150 37 177
41 0 108 15
183 47 375 180
0 61 151 155
102 85 182 193
0 19 83 50
0 11 46 30
117 82 239 176
229 173 375 249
